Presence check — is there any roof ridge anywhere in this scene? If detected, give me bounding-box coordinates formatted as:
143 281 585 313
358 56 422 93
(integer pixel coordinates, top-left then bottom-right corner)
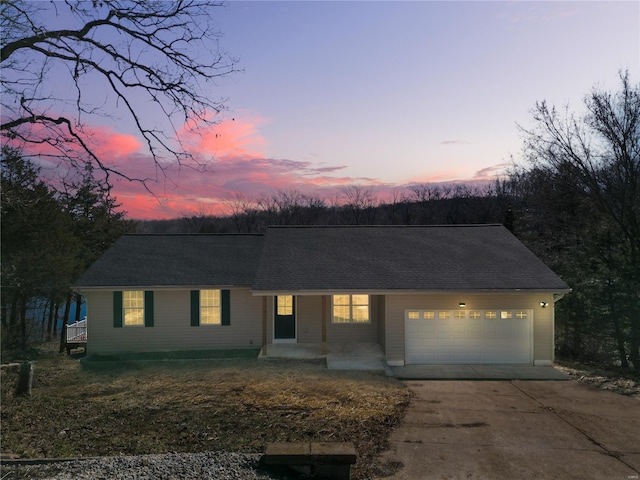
266 224 503 229
123 233 264 236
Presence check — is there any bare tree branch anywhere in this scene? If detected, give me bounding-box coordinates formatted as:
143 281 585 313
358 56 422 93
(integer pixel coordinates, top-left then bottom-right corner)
1 0 238 190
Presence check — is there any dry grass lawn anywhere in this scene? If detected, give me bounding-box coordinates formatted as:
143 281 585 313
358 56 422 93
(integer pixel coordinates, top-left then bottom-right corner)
1 343 409 479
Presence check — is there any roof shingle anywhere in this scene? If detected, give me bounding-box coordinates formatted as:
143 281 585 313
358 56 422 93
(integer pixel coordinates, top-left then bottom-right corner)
76 234 264 288
252 225 570 292
76 226 570 292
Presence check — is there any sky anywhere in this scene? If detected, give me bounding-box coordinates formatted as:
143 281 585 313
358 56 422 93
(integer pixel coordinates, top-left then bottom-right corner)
16 1 640 219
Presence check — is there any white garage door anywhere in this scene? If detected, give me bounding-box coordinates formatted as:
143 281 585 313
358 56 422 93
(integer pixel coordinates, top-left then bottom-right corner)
405 309 532 364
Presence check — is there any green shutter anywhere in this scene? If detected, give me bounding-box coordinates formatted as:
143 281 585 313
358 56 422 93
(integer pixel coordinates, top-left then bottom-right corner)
113 291 123 328
144 291 154 327
190 290 200 326
221 289 231 326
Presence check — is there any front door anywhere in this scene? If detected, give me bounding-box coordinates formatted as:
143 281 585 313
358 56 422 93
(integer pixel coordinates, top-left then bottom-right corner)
274 295 295 340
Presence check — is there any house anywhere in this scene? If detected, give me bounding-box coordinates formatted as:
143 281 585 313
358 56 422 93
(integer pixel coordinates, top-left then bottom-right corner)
75 225 570 366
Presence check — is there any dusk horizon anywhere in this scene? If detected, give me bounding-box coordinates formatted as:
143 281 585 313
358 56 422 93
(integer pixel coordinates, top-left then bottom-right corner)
7 1 639 220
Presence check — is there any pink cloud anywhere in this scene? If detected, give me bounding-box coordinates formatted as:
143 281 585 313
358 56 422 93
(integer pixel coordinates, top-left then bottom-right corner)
179 116 268 158
109 152 388 219
112 157 510 220
7 111 508 220
91 130 142 158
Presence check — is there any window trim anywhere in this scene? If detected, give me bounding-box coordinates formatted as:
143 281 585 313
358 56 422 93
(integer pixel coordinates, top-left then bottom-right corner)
331 294 371 324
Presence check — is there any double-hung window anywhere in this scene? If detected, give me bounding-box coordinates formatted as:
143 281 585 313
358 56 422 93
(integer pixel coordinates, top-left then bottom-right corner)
332 295 370 324
123 291 145 326
113 291 153 327
191 289 231 326
200 289 221 325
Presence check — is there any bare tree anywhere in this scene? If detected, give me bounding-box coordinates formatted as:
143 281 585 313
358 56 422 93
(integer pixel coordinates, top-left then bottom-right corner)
521 71 639 262
341 185 377 225
254 189 326 227
224 193 254 232
520 70 640 370
1 0 237 189
180 204 214 233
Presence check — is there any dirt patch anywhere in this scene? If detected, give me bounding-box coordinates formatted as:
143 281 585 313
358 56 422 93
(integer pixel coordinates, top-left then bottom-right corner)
1 343 409 479
555 361 640 397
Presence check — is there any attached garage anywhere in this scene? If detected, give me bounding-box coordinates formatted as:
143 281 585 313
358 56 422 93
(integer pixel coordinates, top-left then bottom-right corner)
78 225 570 364
405 309 532 364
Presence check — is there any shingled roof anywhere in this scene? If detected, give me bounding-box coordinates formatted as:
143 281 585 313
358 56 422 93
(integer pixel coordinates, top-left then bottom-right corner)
76 225 570 293
76 234 264 288
252 225 570 293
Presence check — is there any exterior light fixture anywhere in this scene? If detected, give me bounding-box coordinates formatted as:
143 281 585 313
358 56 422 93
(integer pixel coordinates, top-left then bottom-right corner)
540 301 548 308
459 302 466 308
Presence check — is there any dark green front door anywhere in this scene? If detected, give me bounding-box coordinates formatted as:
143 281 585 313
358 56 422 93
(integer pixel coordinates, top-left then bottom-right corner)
274 295 295 340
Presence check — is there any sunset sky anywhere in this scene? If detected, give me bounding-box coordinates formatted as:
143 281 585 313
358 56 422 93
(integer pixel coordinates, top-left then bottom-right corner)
26 1 640 219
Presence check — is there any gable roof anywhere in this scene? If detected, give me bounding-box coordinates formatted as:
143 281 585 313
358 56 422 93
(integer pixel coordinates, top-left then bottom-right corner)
75 234 264 288
252 225 570 293
76 225 570 293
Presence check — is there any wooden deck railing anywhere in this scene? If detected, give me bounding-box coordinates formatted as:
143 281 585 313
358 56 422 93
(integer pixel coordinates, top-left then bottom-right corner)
66 318 87 344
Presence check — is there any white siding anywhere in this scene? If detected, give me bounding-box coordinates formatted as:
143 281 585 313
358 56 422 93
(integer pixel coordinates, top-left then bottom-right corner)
297 296 322 343
85 288 263 354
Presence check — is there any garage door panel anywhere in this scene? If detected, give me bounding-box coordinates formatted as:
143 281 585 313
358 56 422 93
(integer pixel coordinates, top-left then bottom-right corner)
452 322 466 335
468 323 483 335
405 310 532 364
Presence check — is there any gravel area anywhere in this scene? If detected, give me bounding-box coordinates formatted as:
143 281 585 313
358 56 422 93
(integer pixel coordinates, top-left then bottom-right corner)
0 451 286 480
554 364 640 397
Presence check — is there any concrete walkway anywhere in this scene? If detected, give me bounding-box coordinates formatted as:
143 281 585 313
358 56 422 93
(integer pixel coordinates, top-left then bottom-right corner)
391 364 568 380
325 343 386 371
377 380 640 479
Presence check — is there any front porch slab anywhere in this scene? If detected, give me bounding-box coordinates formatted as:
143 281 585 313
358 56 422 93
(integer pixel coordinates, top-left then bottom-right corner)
258 342 387 372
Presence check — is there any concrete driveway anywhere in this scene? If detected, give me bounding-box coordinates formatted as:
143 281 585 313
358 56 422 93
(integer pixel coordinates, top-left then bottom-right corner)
377 380 640 479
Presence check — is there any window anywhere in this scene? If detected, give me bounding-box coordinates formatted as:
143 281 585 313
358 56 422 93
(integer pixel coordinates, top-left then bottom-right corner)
277 295 293 316
407 311 420 320
423 311 435 319
200 289 221 325
123 291 144 326
501 311 513 319
469 311 481 319
454 310 465 319
113 291 153 328
332 295 369 323
191 289 231 326
438 311 450 319
485 311 497 319
516 311 528 319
